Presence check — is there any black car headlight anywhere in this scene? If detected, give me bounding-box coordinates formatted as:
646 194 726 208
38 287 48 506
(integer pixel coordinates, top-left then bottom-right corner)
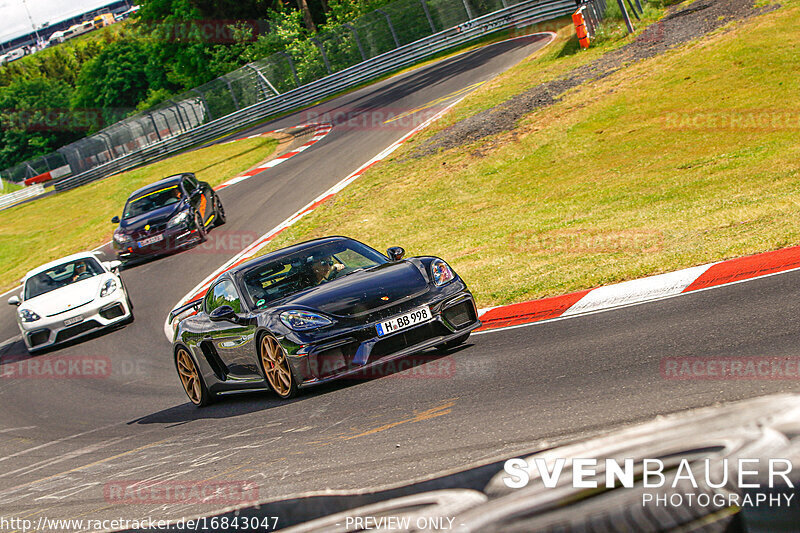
167 211 190 228
431 259 455 286
100 278 117 298
280 310 333 331
19 308 41 323
113 231 132 244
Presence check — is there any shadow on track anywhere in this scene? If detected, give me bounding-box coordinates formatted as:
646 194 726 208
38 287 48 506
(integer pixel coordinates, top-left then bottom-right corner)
128 345 471 424
0 319 133 361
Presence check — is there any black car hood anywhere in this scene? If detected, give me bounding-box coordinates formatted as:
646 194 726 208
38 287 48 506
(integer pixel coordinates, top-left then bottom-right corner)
283 261 430 317
119 203 183 232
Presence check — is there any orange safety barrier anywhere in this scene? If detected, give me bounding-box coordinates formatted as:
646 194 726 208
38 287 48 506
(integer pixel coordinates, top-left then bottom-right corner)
573 7 590 48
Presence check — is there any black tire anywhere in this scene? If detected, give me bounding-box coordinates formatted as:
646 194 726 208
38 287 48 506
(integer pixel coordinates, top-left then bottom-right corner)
213 195 226 227
119 276 133 312
174 347 214 407
437 332 470 352
194 212 207 243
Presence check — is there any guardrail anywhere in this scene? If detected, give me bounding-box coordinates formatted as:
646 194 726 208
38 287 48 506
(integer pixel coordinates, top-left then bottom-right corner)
0 184 46 210
52 0 574 192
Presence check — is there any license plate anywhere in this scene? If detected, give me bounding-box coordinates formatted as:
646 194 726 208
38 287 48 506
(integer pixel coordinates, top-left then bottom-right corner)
376 306 432 337
138 234 164 247
64 315 84 327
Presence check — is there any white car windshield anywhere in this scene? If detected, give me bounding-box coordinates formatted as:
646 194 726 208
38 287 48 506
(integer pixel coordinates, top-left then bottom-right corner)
24 258 104 300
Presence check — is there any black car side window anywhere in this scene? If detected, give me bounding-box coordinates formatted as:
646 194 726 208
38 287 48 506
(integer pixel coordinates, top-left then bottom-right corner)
183 175 199 192
205 279 242 314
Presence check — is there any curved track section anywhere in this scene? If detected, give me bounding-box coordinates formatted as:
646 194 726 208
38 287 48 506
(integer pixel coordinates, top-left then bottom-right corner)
1 34 799 528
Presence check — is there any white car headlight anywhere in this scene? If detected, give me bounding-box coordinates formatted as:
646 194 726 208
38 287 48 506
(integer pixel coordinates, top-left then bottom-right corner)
431 259 455 286
19 308 41 322
280 310 332 331
113 232 132 244
100 278 117 298
167 211 190 228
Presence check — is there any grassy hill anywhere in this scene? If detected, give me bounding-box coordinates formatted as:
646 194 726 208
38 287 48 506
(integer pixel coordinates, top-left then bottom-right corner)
257 0 799 307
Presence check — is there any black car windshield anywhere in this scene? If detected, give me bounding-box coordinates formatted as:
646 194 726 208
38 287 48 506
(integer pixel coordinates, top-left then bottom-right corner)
123 185 182 219
242 241 388 309
24 258 104 300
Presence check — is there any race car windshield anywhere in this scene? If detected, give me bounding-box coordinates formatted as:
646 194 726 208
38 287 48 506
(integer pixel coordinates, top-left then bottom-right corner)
242 241 387 309
123 185 181 219
24 258 104 300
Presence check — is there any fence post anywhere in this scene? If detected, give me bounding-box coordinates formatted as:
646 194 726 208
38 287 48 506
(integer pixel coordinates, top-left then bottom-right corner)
616 0 634 32
96 132 115 159
625 0 640 19
245 64 280 97
461 0 475 20
165 102 188 132
310 38 333 74
278 52 301 87
222 78 241 110
420 0 437 33
147 113 162 142
180 100 201 128
191 89 212 122
343 23 367 61
376 9 401 48
167 100 191 131
154 110 173 136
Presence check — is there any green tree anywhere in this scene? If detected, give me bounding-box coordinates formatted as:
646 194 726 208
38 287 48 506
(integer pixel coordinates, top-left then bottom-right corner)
71 40 154 123
0 78 82 171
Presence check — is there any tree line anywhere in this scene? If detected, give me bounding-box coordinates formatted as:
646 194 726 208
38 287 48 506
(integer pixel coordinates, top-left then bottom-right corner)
0 0 392 174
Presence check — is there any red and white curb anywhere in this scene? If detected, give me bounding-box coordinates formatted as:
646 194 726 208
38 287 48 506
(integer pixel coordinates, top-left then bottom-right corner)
214 123 332 191
475 245 800 333
163 96 475 340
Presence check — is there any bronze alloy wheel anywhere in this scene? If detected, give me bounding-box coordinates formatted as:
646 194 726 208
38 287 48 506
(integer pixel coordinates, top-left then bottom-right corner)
175 348 209 406
260 335 296 398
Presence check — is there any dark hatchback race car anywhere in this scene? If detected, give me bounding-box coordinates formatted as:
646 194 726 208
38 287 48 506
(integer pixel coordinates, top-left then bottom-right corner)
169 237 481 406
112 173 225 262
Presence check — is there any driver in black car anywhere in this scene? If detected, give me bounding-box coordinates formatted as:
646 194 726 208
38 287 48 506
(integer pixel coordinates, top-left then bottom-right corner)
310 255 345 284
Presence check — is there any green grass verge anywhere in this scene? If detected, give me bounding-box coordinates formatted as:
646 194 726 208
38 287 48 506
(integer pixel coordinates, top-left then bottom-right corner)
0 136 278 292
255 1 800 307
1 180 23 195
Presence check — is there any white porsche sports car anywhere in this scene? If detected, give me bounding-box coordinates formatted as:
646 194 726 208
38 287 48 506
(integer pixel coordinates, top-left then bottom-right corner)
8 252 133 353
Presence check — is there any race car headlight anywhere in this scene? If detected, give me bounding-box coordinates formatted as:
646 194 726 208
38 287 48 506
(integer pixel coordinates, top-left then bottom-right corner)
431 259 455 286
280 310 333 331
113 231 132 244
100 278 117 297
19 308 40 322
167 211 190 228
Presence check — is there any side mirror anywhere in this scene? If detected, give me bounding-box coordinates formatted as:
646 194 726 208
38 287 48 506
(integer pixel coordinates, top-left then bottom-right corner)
111 216 120 224
104 260 122 272
209 305 240 323
387 246 405 261
8 296 20 306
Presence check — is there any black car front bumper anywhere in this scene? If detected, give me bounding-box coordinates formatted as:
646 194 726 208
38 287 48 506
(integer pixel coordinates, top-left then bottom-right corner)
114 226 203 260
284 290 481 387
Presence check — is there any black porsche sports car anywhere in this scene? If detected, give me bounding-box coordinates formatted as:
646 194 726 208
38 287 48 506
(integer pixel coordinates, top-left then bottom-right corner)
111 173 225 262
169 236 481 406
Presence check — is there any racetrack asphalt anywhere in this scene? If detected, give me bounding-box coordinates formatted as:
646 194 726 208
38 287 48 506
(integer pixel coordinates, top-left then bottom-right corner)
1 33 799 528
